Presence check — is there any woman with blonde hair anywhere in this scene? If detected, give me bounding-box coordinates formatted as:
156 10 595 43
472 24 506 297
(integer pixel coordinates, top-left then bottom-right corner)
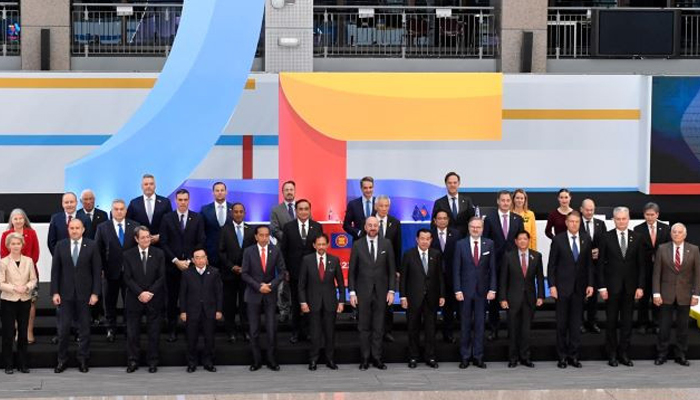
1 208 40 343
0 232 38 373
511 189 537 251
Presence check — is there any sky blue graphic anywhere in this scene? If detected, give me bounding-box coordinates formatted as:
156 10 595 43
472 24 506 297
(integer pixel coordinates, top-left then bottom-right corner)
64 0 265 207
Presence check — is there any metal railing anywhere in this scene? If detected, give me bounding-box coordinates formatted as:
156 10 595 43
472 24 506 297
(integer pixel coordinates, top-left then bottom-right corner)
0 2 20 56
313 6 497 58
548 7 700 58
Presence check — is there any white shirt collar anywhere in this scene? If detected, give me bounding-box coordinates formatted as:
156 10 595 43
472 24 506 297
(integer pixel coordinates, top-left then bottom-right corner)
138 246 149 257
316 252 326 263
177 210 189 219
499 210 510 218
366 235 378 246
71 237 83 247
437 227 447 235
257 243 267 253
233 221 245 229
196 266 206 275
617 229 627 235
568 231 579 239
143 194 154 202
470 236 481 243
215 200 227 207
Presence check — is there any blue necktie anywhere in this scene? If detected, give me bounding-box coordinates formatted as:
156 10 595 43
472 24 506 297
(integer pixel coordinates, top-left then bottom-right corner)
236 225 243 248
572 235 579 262
365 199 371 218
451 197 458 216
118 223 124 246
287 203 295 219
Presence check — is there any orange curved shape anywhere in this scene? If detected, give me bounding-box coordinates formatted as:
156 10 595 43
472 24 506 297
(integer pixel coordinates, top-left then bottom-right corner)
279 73 502 141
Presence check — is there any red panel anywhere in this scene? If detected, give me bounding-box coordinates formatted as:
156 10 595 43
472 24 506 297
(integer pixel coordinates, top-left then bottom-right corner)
279 86 347 222
649 183 700 195
242 135 253 179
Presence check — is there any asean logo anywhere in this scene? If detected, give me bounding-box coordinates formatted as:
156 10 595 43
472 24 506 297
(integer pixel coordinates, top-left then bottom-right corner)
334 234 349 248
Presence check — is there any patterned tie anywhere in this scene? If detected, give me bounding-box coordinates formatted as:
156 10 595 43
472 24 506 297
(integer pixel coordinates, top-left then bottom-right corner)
473 240 479 265
146 198 153 224
675 246 681 272
620 231 627 258
318 255 325 280
451 197 458 217
650 225 656 247
236 225 243 248
141 250 148 275
572 235 579 262
287 203 295 219
217 205 226 227
118 223 124 246
72 240 80 265
180 213 186 232
502 214 509 238
421 251 429 275
439 231 445 252
521 252 528 277
365 199 371 218
260 247 267 273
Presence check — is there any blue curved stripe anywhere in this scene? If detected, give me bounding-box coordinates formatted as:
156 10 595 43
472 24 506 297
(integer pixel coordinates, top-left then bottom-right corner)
0 135 278 146
64 0 265 206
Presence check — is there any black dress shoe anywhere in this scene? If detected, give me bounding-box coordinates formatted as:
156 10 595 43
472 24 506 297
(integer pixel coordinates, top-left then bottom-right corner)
50 336 58 345
589 323 601 334
675 357 690 367
267 363 280 371
166 333 178 343
619 357 634 367
359 361 369 371
308 362 317 371
228 334 237 343
54 363 67 373
473 359 487 369
408 359 417 369
383 333 395 343
580 325 588 334
4 368 13 374
568 358 582 368
289 333 299 344
326 361 338 370
654 358 667 365
148 365 158 373
203 365 217 372
608 359 619 367
373 359 387 370
426 359 438 369
521 359 535 368
79 362 89 373
187 365 196 373
508 361 518 368
126 363 138 373
18 366 29 374
249 364 261 371
557 360 567 369
459 360 469 369
106 330 115 343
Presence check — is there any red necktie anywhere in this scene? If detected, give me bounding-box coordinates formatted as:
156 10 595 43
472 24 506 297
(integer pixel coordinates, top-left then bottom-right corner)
260 247 267 273
319 256 325 280
674 246 681 272
521 252 528 277
650 225 657 247
473 241 480 266
67 215 72 226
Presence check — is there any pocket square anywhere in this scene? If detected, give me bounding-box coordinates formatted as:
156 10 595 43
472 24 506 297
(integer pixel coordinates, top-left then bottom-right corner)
381 251 386 254
482 251 490 256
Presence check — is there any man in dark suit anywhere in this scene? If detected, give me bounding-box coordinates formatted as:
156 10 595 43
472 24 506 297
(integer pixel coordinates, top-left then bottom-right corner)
281 199 323 344
431 172 475 238
634 202 671 335
580 198 607 334
298 234 345 370
126 174 173 245
160 188 206 342
652 223 700 366
51 218 102 373
453 217 496 369
499 230 545 368
200 181 232 267
242 225 286 371
483 190 524 341
598 206 645 367
431 210 460 343
48 192 88 255
123 226 166 373
218 202 255 342
343 176 375 240
400 229 444 369
374 195 401 342
77 189 109 240
94 199 138 342
349 216 396 370
268 180 296 323
179 247 223 373
548 211 594 368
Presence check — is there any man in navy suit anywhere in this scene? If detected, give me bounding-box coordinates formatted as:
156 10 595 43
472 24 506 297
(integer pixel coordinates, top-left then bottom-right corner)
126 174 173 245
48 192 88 255
200 181 232 267
94 199 138 342
483 190 524 340
242 225 286 371
453 217 496 369
431 210 461 343
431 172 475 238
77 189 109 240
51 218 102 373
343 176 376 240
160 189 206 342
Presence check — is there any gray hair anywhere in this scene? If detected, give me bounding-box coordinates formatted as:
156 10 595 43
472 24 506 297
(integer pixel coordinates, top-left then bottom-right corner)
375 195 391 205
671 222 687 234
80 189 95 200
142 174 155 180
111 199 126 207
4 232 24 249
6 208 31 230
613 206 630 217
133 225 151 239
643 202 660 214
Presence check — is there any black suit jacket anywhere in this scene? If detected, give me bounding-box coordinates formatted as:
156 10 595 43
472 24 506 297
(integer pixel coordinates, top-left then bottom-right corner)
179 266 223 319
94 219 138 280
343 196 375 240
160 210 206 266
498 249 545 308
76 208 109 240
217 222 256 281
483 210 525 263
399 247 444 308
241 244 286 304
123 246 166 308
430 227 460 275
598 228 645 295
633 221 671 277
200 201 233 266
50 238 102 301
377 215 402 268
547 231 594 298
47 212 90 255
430 193 475 238
298 253 346 311
581 217 607 250
126 194 173 235
348 237 396 301
280 219 324 279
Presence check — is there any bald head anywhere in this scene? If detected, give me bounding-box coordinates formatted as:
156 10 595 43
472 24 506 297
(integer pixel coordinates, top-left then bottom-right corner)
68 218 85 240
364 216 379 238
580 198 596 220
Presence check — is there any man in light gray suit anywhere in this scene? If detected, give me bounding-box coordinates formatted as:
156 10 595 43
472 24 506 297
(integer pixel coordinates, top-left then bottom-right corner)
268 180 296 322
